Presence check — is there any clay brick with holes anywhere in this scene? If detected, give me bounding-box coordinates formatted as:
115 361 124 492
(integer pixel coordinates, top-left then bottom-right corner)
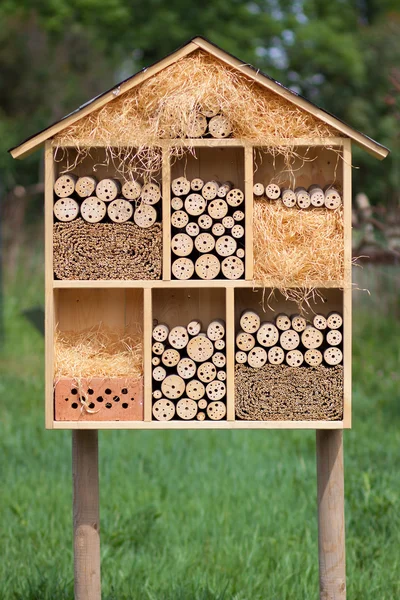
55 377 143 421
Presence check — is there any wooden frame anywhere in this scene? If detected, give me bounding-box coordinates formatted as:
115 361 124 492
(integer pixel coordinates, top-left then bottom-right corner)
46 137 351 430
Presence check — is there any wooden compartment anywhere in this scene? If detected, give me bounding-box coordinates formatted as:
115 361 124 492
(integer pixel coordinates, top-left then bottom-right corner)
53 288 144 422
169 147 247 281
151 287 229 421
252 145 346 288
253 146 343 191
52 147 163 281
234 287 349 425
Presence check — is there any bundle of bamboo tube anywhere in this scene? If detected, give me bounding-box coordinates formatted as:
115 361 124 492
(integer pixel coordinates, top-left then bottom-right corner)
170 176 245 280
235 309 343 368
152 318 227 421
253 181 342 210
53 173 162 227
235 363 343 421
184 110 232 139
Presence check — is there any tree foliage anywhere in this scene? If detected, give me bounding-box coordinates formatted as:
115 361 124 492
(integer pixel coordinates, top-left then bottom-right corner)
0 0 398 206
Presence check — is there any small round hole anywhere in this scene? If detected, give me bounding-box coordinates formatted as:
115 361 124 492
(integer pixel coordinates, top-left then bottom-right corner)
89 403 95 409
121 388 128 394
71 389 78 395
105 388 111 394
97 396 103 403
105 402 112 409
71 403 78 409
122 403 128 409
113 396 120 402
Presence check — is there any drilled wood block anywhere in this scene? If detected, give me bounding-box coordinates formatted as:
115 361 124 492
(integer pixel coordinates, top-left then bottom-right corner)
55 377 143 421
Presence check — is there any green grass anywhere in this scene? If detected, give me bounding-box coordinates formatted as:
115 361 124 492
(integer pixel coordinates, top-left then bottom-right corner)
1 256 400 599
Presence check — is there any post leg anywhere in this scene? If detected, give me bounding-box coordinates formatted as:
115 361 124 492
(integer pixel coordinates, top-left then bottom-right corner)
316 430 346 600
72 430 101 600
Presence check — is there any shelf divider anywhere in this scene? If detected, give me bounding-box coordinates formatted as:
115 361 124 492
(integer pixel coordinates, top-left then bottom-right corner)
226 287 235 420
143 287 153 421
162 146 171 280
244 145 254 280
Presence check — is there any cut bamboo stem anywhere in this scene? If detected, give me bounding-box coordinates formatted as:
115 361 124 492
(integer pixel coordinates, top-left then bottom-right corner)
76 176 97 198
95 178 120 202
54 173 77 198
265 183 280 200
208 115 232 138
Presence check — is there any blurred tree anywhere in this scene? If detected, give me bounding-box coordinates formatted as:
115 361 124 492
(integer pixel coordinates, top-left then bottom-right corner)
270 0 400 205
0 0 398 209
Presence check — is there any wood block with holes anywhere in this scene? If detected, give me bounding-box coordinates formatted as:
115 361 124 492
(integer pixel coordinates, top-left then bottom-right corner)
54 377 143 421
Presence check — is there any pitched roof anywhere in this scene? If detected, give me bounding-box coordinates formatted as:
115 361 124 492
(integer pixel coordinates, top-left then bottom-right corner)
9 36 389 160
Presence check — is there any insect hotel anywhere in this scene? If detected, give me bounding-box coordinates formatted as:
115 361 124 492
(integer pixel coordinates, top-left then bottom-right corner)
10 37 388 600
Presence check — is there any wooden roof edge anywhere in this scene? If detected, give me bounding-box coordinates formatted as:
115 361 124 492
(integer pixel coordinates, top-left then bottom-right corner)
9 36 389 161
9 40 199 160
191 38 389 161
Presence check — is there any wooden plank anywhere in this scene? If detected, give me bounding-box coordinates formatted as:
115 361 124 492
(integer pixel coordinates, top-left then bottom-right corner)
342 140 352 288
53 279 345 290
152 288 225 330
253 145 345 191
55 137 351 150
10 42 199 160
316 430 346 599
170 146 244 189
225 287 235 420
162 146 171 280
164 137 347 149
192 38 388 161
57 289 131 332
55 420 345 430
73 430 101 600
45 142 55 429
244 145 253 280
143 288 153 421
164 138 247 148
342 139 352 428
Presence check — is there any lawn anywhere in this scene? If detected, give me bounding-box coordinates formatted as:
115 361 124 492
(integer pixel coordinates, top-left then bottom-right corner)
1 253 399 599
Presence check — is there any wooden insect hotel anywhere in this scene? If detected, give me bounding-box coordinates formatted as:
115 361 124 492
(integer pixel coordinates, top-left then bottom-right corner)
10 37 388 600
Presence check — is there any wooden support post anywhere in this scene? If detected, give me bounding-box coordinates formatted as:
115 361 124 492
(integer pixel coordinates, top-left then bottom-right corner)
316 430 346 600
73 430 101 600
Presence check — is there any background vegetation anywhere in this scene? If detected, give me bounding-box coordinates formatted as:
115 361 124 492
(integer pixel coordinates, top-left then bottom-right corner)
1 0 399 200
1 253 400 599
1 2 399 598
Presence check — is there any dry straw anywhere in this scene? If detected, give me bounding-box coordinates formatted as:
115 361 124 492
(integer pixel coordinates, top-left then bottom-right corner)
54 325 143 381
253 200 344 296
53 50 338 179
